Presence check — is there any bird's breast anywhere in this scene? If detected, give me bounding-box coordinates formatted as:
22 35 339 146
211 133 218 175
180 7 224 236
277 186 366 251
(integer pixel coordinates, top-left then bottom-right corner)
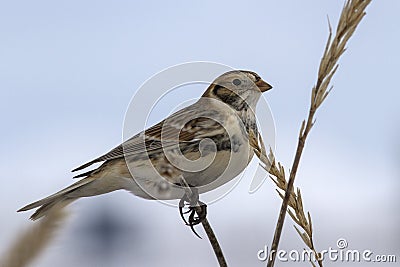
182 116 254 190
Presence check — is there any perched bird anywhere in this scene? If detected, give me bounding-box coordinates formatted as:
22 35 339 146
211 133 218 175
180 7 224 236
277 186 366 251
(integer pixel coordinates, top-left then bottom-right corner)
18 70 272 233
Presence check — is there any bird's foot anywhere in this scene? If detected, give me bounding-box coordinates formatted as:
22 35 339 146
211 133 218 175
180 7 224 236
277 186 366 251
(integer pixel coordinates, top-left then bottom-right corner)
179 187 207 238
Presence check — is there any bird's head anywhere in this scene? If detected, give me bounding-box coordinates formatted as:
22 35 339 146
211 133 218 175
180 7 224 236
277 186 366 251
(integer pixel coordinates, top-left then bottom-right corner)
202 70 272 111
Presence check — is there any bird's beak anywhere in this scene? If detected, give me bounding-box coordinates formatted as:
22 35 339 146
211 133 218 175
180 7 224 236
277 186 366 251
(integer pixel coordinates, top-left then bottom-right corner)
256 79 273 92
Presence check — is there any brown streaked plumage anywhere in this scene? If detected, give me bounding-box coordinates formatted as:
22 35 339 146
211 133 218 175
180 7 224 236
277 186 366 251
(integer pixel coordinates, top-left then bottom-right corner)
18 70 272 220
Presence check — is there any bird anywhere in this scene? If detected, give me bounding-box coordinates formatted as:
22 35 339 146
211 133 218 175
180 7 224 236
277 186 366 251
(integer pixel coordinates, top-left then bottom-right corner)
18 70 272 234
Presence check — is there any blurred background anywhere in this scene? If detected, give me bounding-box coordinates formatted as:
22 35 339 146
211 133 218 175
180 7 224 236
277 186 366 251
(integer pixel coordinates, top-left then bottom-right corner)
0 1 399 266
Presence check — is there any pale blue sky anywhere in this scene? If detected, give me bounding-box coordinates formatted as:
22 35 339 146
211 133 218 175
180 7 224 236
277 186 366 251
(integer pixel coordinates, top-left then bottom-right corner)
0 1 399 266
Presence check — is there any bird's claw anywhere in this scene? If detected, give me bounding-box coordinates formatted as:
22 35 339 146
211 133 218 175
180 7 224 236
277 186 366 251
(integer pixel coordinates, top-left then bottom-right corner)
179 188 207 238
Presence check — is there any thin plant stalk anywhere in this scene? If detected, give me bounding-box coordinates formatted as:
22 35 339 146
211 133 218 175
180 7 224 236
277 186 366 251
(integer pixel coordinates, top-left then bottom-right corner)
255 1 372 266
180 176 228 267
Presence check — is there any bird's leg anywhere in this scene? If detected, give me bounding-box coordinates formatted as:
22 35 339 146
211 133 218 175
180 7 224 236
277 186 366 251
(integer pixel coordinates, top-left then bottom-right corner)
178 182 207 238
178 193 190 225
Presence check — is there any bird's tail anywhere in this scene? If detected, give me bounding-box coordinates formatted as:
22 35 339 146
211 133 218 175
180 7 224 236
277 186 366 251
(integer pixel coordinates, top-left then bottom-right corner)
18 178 95 220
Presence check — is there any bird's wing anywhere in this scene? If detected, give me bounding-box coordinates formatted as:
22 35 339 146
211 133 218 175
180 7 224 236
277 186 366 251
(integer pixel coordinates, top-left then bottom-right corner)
72 103 225 173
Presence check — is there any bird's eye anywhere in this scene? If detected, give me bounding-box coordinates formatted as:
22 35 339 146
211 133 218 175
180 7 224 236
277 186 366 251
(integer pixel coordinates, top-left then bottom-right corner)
232 79 241 86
